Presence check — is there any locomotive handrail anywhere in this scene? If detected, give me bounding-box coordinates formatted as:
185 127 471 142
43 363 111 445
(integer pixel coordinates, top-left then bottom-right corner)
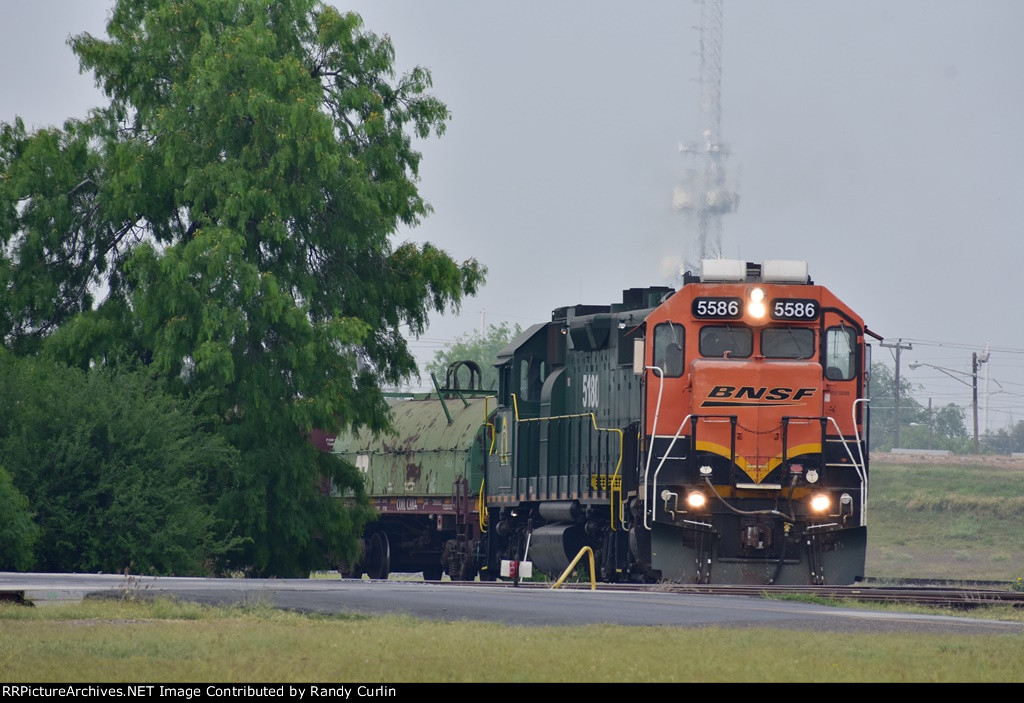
825 416 866 527
477 478 488 533
645 413 693 531
852 397 869 471
484 395 497 455
854 397 869 526
645 365 666 444
508 393 625 493
780 415 828 488
642 365 666 531
499 415 511 465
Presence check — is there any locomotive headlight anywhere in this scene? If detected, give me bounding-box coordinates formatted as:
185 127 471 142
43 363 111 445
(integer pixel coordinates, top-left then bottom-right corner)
809 493 831 513
685 491 707 509
748 287 766 319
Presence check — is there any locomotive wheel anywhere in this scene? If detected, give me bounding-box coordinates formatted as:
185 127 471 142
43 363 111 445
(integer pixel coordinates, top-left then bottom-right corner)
364 532 391 580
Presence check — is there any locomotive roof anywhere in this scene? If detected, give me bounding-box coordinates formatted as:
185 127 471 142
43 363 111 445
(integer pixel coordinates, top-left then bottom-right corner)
496 322 546 361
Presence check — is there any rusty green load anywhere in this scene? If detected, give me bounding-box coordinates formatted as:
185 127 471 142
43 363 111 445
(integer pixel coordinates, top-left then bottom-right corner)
331 362 494 581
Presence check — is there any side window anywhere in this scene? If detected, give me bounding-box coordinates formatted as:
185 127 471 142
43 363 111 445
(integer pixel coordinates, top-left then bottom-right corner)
518 357 546 401
653 323 685 377
700 326 752 358
762 328 815 359
498 363 511 405
825 327 857 380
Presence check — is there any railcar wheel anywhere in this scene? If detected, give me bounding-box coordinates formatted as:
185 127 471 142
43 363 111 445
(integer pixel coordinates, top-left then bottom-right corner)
364 532 391 580
457 559 479 582
337 560 363 579
335 539 365 579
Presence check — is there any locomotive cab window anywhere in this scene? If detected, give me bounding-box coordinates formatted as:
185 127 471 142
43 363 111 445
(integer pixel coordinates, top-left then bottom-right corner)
699 325 752 359
762 328 814 359
653 323 684 377
825 326 857 380
518 357 546 402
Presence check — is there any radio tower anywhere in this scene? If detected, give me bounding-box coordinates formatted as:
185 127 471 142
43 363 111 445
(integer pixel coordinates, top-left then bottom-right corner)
672 0 739 273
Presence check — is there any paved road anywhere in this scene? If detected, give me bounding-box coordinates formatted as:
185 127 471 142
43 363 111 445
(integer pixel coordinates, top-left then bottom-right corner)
2 572 1021 636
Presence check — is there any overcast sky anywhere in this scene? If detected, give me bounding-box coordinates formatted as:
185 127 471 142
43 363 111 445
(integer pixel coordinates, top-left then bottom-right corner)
3 1 1023 430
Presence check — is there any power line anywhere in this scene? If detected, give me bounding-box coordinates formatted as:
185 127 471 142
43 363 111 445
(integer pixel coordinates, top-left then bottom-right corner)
902 338 1024 355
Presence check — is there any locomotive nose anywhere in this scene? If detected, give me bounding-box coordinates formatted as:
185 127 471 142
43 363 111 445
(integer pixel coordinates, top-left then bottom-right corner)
691 359 824 485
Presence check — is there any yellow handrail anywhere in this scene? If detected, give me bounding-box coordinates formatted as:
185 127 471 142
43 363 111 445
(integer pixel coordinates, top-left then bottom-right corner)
509 394 624 480
483 395 497 455
477 478 487 533
551 546 597 590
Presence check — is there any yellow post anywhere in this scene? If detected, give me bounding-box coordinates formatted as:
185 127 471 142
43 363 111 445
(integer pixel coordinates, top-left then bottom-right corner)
551 546 597 591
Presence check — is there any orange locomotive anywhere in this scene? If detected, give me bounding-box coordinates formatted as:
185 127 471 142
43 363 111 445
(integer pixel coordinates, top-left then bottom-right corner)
637 259 871 584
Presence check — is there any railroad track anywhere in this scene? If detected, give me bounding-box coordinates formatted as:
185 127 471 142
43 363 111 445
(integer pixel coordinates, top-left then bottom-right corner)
456 579 1024 609
649 584 1024 609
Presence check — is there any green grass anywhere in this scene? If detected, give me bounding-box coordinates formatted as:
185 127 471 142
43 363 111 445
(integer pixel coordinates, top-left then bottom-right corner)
866 459 1024 581
0 598 1021 683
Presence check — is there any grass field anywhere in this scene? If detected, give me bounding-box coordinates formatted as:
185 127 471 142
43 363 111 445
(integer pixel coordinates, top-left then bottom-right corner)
0 598 1021 683
867 455 1024 582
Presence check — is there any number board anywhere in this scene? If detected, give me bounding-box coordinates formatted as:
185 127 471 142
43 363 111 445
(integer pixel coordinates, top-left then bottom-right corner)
770 298 819 321
692 297 742 319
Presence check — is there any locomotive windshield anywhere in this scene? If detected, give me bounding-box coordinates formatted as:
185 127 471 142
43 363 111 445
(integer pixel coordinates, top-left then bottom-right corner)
699 325 752 358
762 327 815 359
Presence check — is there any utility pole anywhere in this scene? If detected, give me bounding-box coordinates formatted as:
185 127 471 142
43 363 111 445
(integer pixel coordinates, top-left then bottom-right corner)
972 350 990 454
983 341 990 434
972 352 979 454
880 339 912 448
927 398 933 450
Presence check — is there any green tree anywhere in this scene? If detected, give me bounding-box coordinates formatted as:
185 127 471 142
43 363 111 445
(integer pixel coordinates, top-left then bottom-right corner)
0 464 38 571
985 420 1024 455
933 403 968 441
868 362 925 451
0 352 238 574
901 402 971 453
0 1 483 575
426 322 522 391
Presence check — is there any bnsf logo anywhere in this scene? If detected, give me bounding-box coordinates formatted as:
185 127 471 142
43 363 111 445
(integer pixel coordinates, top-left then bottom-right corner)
701 385 817 407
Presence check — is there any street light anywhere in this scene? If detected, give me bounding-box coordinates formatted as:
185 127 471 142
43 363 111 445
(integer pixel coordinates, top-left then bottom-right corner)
909 352 989 454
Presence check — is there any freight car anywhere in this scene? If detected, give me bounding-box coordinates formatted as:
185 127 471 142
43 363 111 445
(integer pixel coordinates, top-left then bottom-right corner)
332 259 873 585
